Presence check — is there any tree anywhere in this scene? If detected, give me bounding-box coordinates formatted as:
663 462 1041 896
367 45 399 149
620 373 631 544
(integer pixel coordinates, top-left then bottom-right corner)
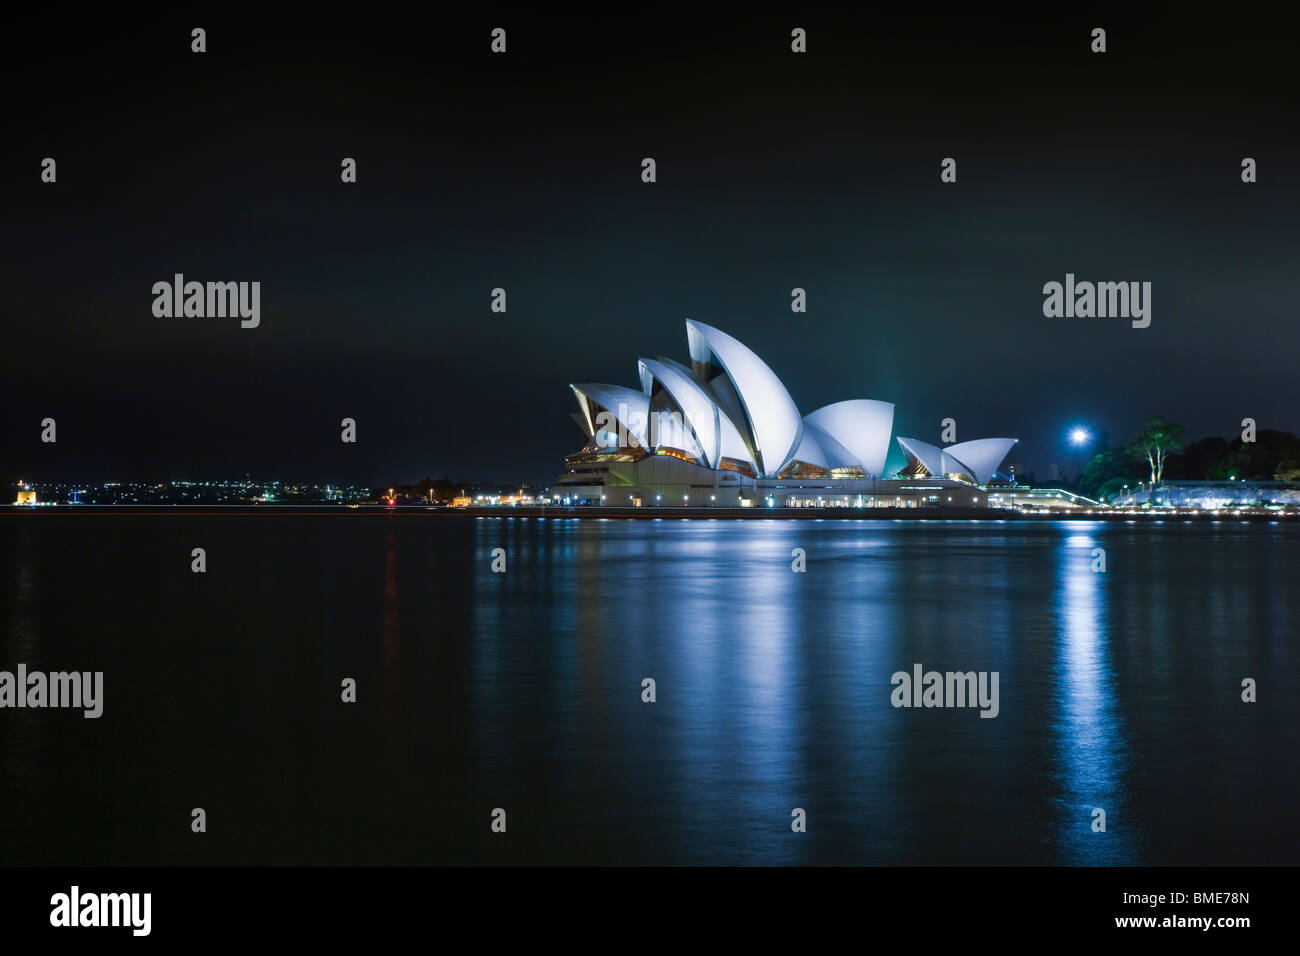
1276 458 1300 481
1207 430 1300 481
1164 436 1229 480
1078 447 1146 501
1127 418 1186 485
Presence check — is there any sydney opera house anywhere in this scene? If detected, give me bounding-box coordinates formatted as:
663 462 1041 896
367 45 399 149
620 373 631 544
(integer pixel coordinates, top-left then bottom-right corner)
555 320 1017 508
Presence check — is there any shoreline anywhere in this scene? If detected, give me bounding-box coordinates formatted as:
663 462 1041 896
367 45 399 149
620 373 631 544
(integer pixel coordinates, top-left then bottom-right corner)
5 504 1296 522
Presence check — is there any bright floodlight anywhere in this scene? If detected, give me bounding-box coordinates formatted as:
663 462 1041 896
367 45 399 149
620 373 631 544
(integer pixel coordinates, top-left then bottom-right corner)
1070 428 1089 446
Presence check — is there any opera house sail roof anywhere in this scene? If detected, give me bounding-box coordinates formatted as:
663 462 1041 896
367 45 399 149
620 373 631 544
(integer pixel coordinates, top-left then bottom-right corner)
897 436 1019 485
567 320 1016 484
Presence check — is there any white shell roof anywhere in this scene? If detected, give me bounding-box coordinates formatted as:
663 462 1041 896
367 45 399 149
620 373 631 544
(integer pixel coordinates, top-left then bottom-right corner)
570 383 650 448
944 438 1018 485
897 436 1017 484
573 325 1015 485
897 437 951 477
638 358 722 468
685 320 803 476
799 422 861 471
717 410 759 471
788 428 830 470
654 357 759 471
804 400 895 476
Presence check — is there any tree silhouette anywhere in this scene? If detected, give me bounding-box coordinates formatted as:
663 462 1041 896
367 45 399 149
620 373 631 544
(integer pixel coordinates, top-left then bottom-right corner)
1127 418 1186 485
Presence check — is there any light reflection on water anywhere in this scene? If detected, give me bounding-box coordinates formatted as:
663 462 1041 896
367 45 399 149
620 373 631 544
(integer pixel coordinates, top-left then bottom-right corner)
460 518 1295 865
1 516 1296 865
1052 528 1135 864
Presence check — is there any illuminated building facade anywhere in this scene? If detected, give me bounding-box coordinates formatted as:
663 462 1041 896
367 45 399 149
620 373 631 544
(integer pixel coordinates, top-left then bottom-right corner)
556 321 1016 508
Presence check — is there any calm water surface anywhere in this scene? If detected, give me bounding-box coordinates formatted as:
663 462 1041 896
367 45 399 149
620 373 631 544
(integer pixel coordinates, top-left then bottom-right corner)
1 515 1296 865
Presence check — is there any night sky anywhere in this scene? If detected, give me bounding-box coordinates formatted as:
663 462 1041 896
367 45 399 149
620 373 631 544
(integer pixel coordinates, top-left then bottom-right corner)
4 6 1297 487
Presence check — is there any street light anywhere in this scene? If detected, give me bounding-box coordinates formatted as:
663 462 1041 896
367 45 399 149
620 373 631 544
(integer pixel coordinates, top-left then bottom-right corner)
1069 426 1091 486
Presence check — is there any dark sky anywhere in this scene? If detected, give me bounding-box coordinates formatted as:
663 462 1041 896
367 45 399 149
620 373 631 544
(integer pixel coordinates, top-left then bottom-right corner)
4 5 1297 487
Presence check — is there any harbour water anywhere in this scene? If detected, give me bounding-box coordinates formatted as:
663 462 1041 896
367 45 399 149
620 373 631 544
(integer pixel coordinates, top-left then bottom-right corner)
1 515 1296 865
